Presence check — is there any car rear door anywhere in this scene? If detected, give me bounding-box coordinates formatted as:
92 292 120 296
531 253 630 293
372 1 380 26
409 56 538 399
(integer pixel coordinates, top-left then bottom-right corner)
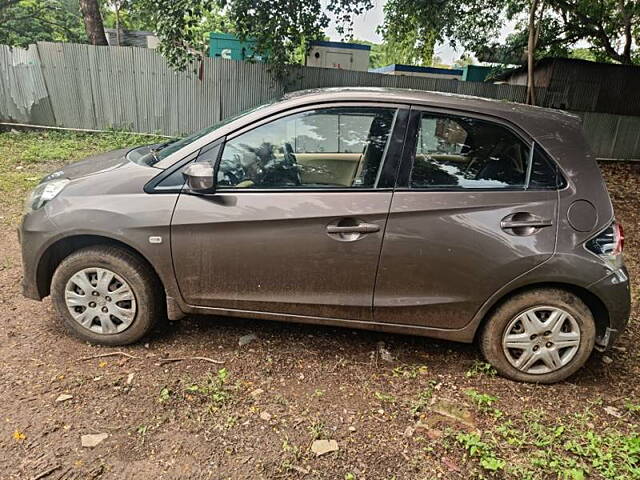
171 103 409 321
374 107 561 329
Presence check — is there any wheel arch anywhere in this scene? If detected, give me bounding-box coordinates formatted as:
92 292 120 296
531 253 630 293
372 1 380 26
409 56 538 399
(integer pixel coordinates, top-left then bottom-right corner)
474 282 610 342
36 234 165 300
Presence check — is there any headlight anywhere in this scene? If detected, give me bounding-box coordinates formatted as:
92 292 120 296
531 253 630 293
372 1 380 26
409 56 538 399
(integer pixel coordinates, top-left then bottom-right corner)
25 178 70 213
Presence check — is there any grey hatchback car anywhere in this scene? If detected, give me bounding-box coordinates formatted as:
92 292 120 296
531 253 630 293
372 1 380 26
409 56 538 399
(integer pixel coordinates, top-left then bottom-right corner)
20 87 630 383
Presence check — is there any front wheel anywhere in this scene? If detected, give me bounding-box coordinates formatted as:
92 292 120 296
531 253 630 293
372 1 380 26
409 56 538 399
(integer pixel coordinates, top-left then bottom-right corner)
51 245 163 346
480 288 596 383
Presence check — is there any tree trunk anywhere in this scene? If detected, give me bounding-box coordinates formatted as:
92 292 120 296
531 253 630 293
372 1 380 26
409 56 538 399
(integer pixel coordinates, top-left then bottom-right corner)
115 3 121 46
620 0 633 64
526 0 539 105
79 0 108 45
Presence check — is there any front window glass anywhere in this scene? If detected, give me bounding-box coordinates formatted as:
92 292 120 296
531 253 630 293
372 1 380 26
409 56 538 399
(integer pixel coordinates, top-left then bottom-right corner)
134 100 278 166
217 107 397 189
410 114 529 189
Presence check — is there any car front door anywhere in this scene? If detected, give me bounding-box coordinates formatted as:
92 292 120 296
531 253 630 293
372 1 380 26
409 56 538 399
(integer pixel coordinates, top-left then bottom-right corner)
374 108 561 329
171 104 408 320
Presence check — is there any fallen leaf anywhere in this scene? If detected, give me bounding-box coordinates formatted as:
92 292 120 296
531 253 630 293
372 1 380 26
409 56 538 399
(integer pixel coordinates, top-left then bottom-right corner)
12 430 26 442
311 439 339 456
55 394 73 403
259 411 272 421
604 406 622 418
81 433 108 448
239 333 258 347
442 456 461 472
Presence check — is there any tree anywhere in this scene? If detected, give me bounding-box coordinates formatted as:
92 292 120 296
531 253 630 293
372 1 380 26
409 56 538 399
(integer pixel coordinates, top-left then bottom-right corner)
473 1 639 66
0 0 86 47
79 0 107 44
381 0 507 66
549 0 639 64
136 0 372 75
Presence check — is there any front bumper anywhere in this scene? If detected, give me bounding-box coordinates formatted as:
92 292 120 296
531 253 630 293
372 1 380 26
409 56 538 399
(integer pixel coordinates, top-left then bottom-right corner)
589 266 631 350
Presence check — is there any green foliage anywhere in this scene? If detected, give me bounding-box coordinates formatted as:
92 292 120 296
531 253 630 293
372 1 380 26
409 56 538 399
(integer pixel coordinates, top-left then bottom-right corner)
100 0 157 32
391 364 428 379
185 368 231 409
158 386 171 402
374 391 396 403
307 421 327 440
409 381 437 416
0 129 162 224
135 0 373 76
465 360 497 378
456 432 505 472
382 1 639 67
625 400 640 413
381 0 505 67
465 389 498 410
0 0 86 47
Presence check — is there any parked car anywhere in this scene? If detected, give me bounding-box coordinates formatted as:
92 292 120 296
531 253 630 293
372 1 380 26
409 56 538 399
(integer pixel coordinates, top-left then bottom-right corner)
20 87 630 383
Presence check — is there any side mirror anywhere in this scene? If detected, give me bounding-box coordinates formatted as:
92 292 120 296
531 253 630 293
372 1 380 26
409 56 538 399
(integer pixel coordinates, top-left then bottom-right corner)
184 163 215 193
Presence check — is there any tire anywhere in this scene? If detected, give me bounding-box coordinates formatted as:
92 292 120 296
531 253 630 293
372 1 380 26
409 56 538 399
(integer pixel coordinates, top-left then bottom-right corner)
479 288 596 384
51 245 163 346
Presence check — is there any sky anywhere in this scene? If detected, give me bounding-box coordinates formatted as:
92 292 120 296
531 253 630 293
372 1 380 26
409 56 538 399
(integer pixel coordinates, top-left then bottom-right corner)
324 0 515 66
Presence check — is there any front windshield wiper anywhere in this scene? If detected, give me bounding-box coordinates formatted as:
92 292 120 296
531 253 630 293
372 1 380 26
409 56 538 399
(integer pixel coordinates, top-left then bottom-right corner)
150 138 178 153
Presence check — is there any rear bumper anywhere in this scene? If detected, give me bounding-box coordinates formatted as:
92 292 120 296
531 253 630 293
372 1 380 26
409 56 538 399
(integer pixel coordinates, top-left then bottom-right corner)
589 266 631 350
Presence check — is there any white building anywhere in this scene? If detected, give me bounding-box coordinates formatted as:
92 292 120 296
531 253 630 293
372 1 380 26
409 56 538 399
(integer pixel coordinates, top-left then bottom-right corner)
306 41 371 72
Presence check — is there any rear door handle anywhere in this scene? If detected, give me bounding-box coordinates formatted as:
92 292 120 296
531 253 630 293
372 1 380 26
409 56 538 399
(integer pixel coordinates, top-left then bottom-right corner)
500 213 553 236
500 219 553 229
326 223 380 234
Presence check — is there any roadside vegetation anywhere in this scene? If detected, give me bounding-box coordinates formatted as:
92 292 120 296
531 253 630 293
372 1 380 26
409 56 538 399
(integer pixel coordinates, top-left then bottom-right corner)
0 130 638 478
0 129 164 224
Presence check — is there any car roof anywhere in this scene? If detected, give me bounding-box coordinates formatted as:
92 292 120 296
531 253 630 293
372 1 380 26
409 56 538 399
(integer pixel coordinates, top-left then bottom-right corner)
281 87 582 139
155 86 584 170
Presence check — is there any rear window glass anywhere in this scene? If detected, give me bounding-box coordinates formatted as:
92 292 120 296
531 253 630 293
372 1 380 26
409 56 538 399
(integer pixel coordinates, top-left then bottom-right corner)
410 114 529 189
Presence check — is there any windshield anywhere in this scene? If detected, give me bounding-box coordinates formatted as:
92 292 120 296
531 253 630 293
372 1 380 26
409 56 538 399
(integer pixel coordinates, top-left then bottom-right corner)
133 100 279 167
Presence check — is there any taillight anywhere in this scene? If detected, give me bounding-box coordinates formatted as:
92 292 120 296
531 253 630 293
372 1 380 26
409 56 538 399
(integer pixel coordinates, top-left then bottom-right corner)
614 222 624 255
586 221 624 266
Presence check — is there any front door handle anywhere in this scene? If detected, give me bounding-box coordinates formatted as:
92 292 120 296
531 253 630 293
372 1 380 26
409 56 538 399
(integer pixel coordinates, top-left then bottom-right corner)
326 223 380 234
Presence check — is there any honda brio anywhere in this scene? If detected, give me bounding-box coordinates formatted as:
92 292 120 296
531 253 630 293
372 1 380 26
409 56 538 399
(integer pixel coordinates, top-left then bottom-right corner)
20 87 630 383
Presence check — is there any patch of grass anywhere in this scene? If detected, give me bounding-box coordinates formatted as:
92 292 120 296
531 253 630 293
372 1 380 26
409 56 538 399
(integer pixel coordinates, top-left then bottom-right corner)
374 391 396 403
465 360 497 378
158 387 171 403
0 129 165 224
184 368 232 411
465 389 498 410
625 400 640 413
307 421 328 440
456 432 505 472
409 381 437 417
391 364 428 379
454 407 640 479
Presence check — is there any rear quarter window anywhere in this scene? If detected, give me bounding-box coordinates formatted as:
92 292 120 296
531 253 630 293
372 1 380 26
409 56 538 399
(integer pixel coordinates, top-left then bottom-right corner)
529 144 566 190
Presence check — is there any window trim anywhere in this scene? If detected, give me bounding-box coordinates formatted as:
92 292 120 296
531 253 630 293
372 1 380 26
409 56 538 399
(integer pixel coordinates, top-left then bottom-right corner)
397 106 537 192
213 102 409 193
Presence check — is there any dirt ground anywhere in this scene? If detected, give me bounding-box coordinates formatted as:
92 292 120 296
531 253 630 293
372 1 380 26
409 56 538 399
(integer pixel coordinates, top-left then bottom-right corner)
0 136 638 479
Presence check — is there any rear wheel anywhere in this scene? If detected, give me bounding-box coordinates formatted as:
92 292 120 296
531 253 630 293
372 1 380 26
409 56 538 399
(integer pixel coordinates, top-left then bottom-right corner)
51 245 163 345
480 288 596 383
